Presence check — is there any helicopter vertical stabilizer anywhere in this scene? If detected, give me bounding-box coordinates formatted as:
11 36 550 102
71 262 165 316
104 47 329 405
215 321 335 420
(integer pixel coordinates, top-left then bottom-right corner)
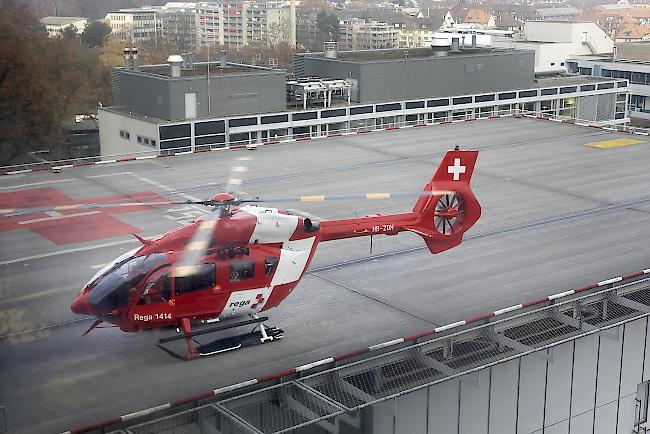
408 149 481 253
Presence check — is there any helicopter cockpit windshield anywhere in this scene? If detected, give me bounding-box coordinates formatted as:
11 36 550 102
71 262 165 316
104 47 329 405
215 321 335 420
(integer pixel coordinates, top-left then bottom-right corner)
87 253 167 312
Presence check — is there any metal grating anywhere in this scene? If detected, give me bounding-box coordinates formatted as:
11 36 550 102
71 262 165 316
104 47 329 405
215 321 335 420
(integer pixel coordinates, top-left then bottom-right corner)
128 404 252 434
503 316 578 346
584 298 638 326
220 382 345 433
425 334 514 370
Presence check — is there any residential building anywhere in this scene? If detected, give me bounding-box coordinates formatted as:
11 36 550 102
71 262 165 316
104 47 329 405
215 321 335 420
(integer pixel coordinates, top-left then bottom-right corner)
40 17 88 38
339 19 400 50
106 9 158 43
614 23 650 42
107 1 296 48
568 41 650 125
535 7 582 21
398 10 456 47
462 9 496 29
494 22 614 74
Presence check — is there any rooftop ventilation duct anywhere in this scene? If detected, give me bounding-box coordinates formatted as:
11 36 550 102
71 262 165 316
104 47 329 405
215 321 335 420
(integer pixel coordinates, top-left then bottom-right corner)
167 54 184 78
219 49 227 68
123 47 139 71
451 37 461 53
324 41 338 59
181 52 194 69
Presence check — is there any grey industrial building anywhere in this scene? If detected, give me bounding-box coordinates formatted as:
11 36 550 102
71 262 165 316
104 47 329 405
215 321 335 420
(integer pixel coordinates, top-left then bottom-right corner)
113 55 286 122
99 45 630 157
294 46 535 103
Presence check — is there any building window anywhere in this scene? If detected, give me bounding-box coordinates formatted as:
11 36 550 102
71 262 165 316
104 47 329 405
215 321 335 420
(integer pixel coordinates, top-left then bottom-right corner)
119 130 130 140
560 86 577 94
452 96 472 105
475 94 495 103
350 106 373 115
428 98 449 108
292 111 318 121
137 136 143 144
519 90 538 98
498 92 517 100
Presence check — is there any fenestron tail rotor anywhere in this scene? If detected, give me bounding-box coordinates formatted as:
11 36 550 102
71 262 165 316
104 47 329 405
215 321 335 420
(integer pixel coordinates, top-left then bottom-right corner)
433 193 463 235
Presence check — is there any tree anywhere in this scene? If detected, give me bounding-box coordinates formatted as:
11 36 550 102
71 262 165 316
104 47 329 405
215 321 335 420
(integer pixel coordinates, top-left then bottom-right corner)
61 24 78 40
81 20 112 47
0 0 112 165
316 11 340 42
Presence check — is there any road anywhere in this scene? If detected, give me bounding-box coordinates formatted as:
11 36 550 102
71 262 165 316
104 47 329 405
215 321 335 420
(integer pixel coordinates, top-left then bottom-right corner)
1 116 649 433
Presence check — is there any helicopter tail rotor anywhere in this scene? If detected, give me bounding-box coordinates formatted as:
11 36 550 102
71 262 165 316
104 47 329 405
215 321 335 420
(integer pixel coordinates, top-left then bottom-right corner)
407 149 481 254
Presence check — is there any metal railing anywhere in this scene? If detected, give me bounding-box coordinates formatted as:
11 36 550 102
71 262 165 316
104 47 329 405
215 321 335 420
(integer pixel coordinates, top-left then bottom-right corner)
1 109 644 175
102 275 650 434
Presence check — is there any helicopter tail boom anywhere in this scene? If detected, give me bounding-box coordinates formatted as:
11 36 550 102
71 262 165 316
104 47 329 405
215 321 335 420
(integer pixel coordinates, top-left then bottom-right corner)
319 149 481 254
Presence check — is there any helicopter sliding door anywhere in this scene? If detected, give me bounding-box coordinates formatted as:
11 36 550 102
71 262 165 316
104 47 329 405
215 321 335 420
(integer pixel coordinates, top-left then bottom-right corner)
172 263 224 319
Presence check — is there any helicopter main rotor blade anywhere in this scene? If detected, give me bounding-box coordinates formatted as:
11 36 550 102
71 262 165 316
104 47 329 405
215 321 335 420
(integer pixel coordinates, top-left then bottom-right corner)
253 190 455 204
0 200 200 217
173 206 224 277
225 156 250 195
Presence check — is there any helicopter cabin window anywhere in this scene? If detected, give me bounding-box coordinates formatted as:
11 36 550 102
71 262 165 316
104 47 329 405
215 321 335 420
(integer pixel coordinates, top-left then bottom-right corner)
230 260 254 281
175 263 216 295
265 257 279 276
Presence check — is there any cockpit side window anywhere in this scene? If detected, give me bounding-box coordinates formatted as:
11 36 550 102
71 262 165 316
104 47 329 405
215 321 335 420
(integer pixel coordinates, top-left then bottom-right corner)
89 253 167 312
139 269 171 305
175 263 216 295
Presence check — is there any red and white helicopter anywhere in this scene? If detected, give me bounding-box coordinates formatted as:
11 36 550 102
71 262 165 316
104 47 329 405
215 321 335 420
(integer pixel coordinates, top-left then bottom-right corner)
3 148 481 359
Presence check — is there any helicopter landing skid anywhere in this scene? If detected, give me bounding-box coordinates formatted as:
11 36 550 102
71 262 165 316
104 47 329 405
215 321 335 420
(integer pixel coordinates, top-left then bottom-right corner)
157 317 283 360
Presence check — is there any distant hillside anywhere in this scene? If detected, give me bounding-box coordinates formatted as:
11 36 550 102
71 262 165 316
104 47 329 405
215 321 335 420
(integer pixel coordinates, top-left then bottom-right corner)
27 0 167 19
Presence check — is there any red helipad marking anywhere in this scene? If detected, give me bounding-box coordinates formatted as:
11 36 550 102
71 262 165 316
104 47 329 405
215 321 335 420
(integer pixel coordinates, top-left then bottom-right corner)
0 188 165 245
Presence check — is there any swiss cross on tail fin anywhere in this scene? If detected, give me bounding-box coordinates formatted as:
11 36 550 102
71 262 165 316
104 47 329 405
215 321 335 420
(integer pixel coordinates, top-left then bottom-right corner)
432 149 478 184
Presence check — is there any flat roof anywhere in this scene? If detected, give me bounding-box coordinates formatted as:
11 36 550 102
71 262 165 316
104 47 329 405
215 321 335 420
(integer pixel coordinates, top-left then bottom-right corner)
122 62 283 78
301 47 528 63
4 117 650 433
40 16 86 25
532 75 614 87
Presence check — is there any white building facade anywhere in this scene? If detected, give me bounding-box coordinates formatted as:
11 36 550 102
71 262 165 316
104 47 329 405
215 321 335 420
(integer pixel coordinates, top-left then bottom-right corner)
494 22 615 74
106 9 158 43
40 17 88 38
568 43 650 125
107 1 296 48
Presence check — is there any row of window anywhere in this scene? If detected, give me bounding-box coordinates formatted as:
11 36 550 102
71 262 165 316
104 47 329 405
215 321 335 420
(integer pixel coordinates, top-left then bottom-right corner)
137 135 156 147
159 82 623 143
139 258 278 304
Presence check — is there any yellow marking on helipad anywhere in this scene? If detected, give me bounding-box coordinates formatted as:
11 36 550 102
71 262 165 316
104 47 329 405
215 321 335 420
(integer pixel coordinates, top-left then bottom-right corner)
586 138 646 149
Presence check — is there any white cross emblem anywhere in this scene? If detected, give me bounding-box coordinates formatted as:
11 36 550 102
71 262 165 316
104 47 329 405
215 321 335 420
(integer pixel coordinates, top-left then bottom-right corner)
447 158 466 181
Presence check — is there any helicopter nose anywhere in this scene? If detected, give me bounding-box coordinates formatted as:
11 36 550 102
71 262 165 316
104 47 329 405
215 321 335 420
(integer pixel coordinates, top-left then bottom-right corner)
71 292 91 315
